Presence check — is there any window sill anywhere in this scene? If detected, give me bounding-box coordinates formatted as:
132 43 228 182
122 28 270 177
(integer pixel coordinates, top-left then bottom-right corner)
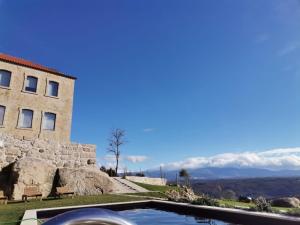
16 127 33 130
21 90 38 95
42 129 55 132
0 125 5 128
0 86 11 90
44 94 59 99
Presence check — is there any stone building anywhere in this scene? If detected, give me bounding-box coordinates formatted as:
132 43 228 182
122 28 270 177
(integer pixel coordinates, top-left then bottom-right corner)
0 54 114 200
0 53 76 142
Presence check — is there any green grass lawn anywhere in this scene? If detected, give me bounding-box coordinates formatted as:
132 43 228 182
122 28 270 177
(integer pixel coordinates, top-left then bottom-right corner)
126 191 168 199
0 194 147 225
219 199 254 209
219 199 292 213
132 182 178 193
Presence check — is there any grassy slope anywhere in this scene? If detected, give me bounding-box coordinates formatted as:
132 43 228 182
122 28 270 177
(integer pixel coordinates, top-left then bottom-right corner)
125 182 179 199
131 182 294 214
0 194 146 225
126 191 168 199
132 182 178 193
219 199 291 212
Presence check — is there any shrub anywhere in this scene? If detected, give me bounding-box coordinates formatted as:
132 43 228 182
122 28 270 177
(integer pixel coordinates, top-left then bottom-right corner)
251 196 273 213
238 195 252 203
192 196 220 207
101 168 117 177
271 197 300 208
100 166 107 173
135 172 145 177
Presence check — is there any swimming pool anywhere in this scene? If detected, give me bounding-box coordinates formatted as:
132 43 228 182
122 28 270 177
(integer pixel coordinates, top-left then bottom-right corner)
118 208 232 225
22 200 300 225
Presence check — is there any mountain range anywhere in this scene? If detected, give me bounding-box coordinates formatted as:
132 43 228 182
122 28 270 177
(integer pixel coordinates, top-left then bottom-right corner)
145 167 300 181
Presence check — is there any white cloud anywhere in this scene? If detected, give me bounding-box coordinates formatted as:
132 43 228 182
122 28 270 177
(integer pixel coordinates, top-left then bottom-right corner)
143 128 155 132
278 42 300 56
125 155 148 163
98 154 148 169
160 147 300 171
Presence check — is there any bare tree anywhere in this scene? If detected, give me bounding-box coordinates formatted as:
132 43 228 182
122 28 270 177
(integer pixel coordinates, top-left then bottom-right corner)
107 128 126 176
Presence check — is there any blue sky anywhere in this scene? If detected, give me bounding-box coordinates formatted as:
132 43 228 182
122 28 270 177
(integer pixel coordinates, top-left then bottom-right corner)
1 0 300 171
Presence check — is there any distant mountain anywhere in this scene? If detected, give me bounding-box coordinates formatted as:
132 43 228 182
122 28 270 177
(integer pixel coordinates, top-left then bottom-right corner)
145 167 300 181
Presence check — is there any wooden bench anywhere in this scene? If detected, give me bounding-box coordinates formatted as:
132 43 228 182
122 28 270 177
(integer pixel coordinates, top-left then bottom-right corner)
56 186 75 198
22 186 42 201
0 191 8 204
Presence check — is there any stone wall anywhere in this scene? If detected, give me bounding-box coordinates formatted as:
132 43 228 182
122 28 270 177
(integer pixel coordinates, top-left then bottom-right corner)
0 133 107 200
0 133 96 170
125 176 167 186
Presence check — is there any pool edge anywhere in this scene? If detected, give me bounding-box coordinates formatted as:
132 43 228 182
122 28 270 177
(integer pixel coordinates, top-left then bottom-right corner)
21 200 300 225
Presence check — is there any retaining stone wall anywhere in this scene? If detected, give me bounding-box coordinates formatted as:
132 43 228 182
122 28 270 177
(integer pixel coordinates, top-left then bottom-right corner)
125 176 167 186
0 133 96 170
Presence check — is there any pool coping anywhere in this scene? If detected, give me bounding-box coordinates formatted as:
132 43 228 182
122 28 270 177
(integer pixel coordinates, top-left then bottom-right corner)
21 200 300 225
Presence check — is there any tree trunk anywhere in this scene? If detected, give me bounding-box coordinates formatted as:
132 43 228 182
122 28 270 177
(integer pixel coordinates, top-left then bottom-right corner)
115 157 119 176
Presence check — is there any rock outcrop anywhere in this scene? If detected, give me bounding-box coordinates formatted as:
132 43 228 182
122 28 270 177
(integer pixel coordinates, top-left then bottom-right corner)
57 168 116 195
0 134 105 200
11 157 56 200
271 197 300 208
166 186 199 202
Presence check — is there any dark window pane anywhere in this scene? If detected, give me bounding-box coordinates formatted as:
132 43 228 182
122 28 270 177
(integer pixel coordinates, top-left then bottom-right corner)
0 70 11 87
25 76 38 92
47 81 59 97
19 109 33 128
0 105 5 125
43 112 56 130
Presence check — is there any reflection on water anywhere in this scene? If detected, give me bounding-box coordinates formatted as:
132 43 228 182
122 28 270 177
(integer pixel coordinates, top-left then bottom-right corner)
195 217 217 225
118 209 237 225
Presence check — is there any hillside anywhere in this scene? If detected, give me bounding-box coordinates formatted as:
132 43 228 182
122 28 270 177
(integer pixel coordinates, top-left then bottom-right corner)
192 177 300 199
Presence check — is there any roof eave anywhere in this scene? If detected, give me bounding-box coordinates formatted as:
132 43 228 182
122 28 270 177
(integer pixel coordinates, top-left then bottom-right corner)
0 58 77 80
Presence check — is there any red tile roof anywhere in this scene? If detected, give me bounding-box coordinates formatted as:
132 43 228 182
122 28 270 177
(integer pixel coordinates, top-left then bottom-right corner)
0 53 76 80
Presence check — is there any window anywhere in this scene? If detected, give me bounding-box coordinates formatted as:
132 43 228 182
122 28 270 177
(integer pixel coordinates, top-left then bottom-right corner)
0 70 11 87
0 106 5 126
47 81 59 97
19 109 33 128
43 112 56 131
25 76 38 92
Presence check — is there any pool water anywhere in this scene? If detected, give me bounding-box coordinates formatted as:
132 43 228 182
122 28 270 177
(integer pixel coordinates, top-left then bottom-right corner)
118 209 238 225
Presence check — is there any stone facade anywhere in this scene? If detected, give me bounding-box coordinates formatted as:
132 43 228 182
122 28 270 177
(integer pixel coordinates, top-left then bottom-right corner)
0 55 75 142
0 133 96 171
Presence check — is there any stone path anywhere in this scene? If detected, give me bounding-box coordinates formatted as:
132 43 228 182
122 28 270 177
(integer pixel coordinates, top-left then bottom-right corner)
111 177 149 193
